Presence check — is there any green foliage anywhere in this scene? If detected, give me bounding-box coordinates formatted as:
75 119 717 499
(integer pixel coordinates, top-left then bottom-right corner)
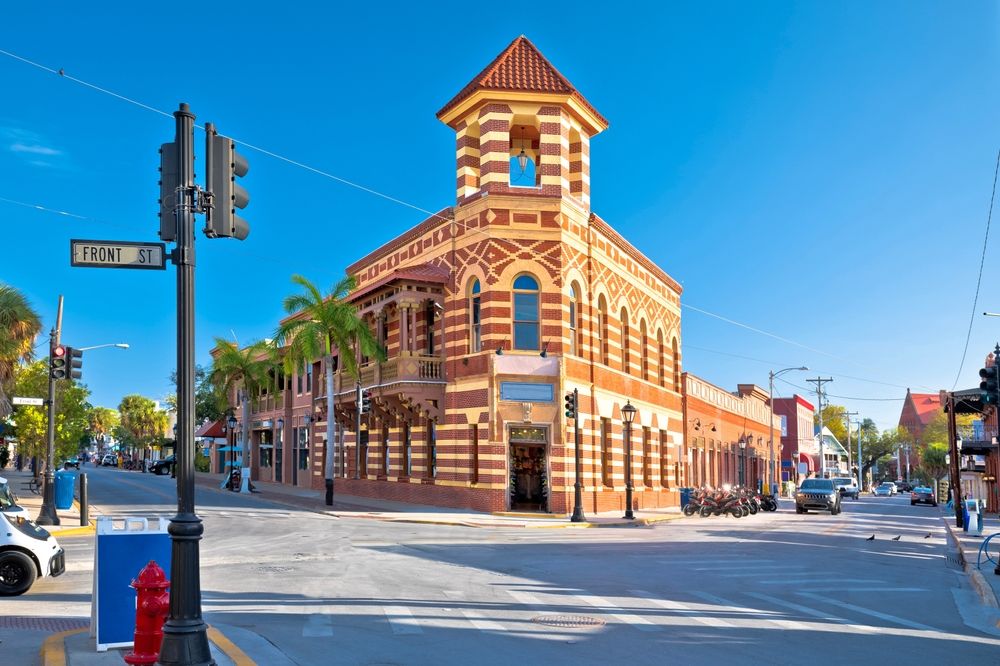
167 364 225 424
11 360 91 464
815 404 848 444
117 394 168 451
86 406 119 445
918 441 949 483
0 283 43 419
194 449 211 473
208 339 276 406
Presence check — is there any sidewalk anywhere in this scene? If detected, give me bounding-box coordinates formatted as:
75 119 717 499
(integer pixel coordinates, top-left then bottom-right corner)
194 472 684 528
940 506 1000 612
4 468 96 536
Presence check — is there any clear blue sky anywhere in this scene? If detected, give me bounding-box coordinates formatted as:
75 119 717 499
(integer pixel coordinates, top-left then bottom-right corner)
2 2 998 431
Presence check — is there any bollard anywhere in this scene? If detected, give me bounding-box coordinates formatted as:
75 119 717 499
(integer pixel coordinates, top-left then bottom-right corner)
79 473 88 527
123 560 170 666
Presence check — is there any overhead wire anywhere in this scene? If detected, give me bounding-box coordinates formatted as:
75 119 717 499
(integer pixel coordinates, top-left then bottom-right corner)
0 47 940 400
951 147 1000 390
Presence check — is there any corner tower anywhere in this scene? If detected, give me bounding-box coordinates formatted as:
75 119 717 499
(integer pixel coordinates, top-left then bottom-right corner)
436 36 608 208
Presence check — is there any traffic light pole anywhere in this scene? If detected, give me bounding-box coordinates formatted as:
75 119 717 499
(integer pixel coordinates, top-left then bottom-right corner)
355 382 362 480
570 388 585 523
158 103 214 666
36 296 63 526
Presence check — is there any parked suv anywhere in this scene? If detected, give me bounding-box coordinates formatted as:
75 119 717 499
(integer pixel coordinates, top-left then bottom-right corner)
795 478 841 515
101 454 117 467
833 477 860 500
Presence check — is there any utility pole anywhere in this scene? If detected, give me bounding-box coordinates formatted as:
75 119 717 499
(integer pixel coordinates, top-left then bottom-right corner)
157 103 213 666
36 295 63 526
844 411 858 479
853 419 863 491
807 378 833 478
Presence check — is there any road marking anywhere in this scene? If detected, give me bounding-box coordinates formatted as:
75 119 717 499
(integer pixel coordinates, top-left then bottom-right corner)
691 591 809 631
575 594 660 631
507 589 547 610
797 592 937 631
383 606 423 634
805 587 928 593
302 614 333 637
443 590 507 632
700 565 793 572
746 592 876 634
630 589 735 628
756 578 882 585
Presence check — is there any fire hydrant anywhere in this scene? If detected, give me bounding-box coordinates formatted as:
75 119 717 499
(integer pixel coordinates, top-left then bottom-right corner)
124 560 170 665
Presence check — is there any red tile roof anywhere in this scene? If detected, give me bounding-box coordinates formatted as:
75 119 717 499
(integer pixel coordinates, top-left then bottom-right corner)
437 35 608 127
194 419 226 439
908 392 942 425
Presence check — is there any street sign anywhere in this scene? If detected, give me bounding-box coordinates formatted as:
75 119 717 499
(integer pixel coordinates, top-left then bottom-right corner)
12 396 44 406
70 239 166 270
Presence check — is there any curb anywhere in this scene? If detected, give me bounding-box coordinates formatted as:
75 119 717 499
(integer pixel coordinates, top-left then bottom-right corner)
941 515 1000 610
39 626 256 665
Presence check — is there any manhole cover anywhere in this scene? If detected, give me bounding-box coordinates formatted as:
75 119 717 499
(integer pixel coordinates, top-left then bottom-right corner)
531 615 606 628
256 565 295 573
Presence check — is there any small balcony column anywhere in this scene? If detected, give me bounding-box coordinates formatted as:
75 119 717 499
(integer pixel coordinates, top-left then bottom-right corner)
399 304 409 356
409 305 417 354
436 300 445 360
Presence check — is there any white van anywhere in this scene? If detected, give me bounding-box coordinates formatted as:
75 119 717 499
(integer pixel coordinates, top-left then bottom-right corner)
0 476 65 596
832 476 860 500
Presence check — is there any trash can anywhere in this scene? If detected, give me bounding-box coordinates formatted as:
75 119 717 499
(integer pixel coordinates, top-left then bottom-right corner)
54 470 77 510
962 501 972 533
680 488 692 508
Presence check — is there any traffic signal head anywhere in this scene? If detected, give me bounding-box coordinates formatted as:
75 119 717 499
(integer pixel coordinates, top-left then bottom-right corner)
361 389 372 415
66 346 83 380
564 390 577 419
204 125 249 240
980 365 999 404
50 345 67 379
158 141 179 242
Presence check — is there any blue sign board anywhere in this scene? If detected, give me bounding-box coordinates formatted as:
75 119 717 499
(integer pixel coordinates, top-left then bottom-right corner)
93 517 172 651
499 382 554 402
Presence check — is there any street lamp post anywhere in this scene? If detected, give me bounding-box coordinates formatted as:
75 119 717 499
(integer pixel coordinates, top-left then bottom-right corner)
622 401 637 520
738 436 747 486
227 415 238 490
768 366 808 494
276 417 284 484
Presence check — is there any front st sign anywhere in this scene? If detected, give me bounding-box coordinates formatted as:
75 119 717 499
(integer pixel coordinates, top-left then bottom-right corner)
70 239 166 270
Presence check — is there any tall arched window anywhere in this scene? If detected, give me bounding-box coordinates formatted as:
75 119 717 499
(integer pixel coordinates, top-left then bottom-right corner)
598 295 609 365
469 279 481 353
512 274 540 350
639 319 649 381
568 283 580 356
620 308 630 374
672 337 681 391
657 330 665 387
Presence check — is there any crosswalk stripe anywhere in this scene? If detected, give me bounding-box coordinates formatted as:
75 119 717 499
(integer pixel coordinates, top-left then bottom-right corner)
805 587 927 593
383 606 423 634
745 591 874 633
443 591 506 632
630 589 734 628
797 592 936 631
575 594 660 632
691 591 809 631
757 578 881 585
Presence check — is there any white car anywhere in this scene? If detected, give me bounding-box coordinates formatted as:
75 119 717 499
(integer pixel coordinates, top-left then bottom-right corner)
874 482 896 497
1 512 65 595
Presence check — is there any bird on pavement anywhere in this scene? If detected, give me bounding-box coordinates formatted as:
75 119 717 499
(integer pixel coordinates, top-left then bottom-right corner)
892 535 901 541
924 533 932 539
866 534 875 541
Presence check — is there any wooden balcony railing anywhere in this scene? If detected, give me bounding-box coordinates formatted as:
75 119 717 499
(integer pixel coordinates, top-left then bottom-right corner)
314 355 445 397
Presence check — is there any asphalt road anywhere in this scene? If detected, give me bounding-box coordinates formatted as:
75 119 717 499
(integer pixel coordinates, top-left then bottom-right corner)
9 468 1000 665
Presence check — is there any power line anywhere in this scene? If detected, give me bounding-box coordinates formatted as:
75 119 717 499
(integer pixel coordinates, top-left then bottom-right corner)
951 147 1000 390
777 377 904 402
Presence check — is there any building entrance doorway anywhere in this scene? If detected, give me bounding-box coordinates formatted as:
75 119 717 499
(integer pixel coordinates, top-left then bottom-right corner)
508 425 548 512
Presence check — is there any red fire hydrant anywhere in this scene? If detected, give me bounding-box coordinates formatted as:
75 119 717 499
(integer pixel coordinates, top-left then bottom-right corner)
124 560 170 665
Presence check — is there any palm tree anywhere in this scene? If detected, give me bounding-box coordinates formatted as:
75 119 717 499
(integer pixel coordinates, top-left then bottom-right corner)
0 284 42 419
208 338 274 491
274 274 383 501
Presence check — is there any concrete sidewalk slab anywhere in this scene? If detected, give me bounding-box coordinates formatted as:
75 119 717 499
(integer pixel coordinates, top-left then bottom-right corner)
941 508 1000 614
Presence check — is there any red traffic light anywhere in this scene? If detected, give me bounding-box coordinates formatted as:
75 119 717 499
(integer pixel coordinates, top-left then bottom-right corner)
53 345 66 358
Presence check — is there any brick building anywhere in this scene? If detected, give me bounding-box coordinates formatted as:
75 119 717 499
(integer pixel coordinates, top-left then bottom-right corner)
682 374 781 490
219 37 688 515
772 395 816 482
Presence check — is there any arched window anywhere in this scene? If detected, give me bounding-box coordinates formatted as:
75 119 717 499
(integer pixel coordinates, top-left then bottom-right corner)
657 330 665 387
639 319 648 380
620 308 630 374
568 283 580 356
512 274 540 350
598 295 609 365
469 279 481 353
672 337 681 392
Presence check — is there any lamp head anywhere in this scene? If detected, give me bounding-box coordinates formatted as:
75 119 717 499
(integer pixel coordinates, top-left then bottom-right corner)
622 400 637 426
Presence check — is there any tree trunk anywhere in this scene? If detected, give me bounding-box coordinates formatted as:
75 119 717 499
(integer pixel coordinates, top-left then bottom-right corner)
240 389 252 493
325 357 336 505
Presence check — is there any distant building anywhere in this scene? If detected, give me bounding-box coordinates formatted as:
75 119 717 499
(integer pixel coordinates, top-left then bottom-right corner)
772 395 815 481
